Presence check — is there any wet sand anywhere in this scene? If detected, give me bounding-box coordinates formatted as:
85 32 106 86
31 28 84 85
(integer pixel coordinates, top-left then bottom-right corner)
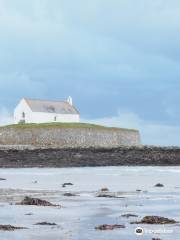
0 167 180 239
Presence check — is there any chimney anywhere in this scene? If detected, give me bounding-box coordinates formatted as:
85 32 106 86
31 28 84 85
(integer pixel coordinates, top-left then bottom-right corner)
67 96 73 105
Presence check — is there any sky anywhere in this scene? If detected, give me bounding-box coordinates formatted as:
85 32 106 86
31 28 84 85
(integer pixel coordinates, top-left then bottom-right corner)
0 0 180 145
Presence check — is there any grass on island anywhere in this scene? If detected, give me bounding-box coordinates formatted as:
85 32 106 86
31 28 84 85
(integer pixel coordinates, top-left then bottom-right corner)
0 122 138 132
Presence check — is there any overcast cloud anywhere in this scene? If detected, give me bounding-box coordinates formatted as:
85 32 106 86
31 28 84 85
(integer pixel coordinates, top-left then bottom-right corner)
0 0 180 145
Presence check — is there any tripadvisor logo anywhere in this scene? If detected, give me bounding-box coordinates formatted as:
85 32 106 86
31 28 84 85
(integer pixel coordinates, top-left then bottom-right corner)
135 227 144 236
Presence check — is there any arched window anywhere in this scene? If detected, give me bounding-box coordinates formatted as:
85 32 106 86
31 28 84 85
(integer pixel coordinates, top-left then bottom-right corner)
54 116 57 121
22 112 25 118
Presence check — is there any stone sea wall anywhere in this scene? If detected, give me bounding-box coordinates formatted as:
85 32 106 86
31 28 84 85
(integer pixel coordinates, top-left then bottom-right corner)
0 146 180 167
0 127 140 147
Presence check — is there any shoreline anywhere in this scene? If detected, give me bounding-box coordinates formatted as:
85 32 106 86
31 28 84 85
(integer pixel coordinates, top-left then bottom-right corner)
0 145 180 167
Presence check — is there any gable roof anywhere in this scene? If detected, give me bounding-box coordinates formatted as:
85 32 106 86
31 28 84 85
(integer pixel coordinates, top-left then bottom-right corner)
24 98 79 115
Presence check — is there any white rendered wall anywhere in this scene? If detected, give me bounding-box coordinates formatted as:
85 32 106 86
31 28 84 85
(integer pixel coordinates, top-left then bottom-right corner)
30 112 80 123
14 99 80 124
14 99 32 124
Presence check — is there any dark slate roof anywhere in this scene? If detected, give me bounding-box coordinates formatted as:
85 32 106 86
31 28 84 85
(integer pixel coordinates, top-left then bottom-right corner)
24 98 79 114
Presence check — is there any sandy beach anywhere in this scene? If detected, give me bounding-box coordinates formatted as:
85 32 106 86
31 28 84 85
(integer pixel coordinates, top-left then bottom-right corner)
0 166 180 239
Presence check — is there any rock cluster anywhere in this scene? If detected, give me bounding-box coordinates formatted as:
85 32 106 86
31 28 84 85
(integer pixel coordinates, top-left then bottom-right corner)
16 196 59 207
62 183 73 188
131 216 177 224
154 183 164 187
34 222 57 226
95 224 125 230
0 225 27 231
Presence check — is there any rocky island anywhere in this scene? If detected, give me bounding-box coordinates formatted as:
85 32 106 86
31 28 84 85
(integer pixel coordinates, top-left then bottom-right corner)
0 123 180 167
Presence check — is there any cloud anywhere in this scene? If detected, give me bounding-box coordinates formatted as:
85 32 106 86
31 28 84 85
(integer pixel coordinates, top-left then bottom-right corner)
0 72 48 108
0 107 13 126
83 111 180 146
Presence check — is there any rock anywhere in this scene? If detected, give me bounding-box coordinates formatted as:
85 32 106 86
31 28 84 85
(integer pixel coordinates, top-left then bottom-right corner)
95 224 125 230
16 196 60 207
100 188 109 192
131 216 177 224
154 183 164 187
34 222 57 226
0 225 27 231
152 238 161 240
121 214 138 218
96 193 124 198
96 193 116 198
0 178 6 181
25 213 33 216
62 183 73 188
32 181 38 184
2 146 180 168
136 189 142 192
63 193 77 197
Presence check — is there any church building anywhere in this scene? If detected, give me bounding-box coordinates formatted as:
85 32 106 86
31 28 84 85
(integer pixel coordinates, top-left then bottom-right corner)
14 97 80 124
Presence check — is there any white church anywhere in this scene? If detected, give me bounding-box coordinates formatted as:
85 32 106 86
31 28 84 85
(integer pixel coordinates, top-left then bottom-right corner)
14 97 80 124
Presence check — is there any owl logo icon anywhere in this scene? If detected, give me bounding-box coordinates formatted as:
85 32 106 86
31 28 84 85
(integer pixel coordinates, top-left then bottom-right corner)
135 227 144 236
